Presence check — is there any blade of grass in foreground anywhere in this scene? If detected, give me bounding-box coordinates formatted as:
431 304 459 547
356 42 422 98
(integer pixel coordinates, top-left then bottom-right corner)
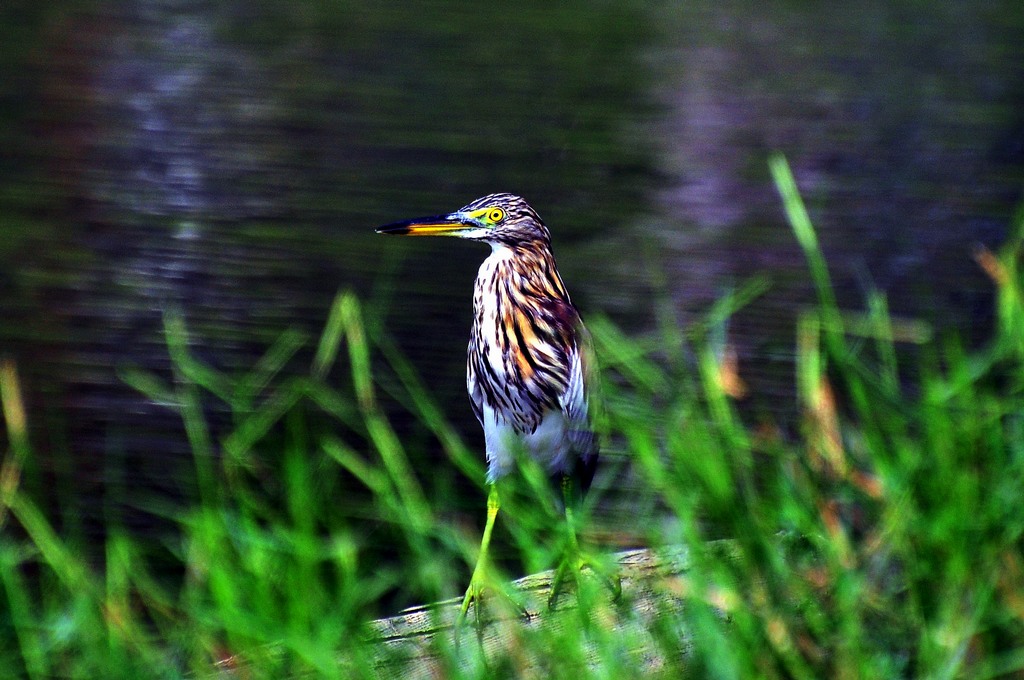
0 360 29 529
336 292 432 534
769 153 838 316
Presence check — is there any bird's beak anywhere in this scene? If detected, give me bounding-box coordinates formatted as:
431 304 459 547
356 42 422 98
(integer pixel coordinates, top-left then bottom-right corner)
376 213 474 237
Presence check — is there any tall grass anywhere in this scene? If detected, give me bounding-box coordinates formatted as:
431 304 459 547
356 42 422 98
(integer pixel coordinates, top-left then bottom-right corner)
1 157 1023 677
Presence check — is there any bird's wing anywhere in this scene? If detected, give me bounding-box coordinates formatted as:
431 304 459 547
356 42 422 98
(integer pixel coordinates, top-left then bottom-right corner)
556 308 599 494
535 296 597 455
560 318 598 456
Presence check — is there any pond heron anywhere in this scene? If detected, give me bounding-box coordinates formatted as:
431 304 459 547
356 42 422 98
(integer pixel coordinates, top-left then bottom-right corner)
377 193 615 620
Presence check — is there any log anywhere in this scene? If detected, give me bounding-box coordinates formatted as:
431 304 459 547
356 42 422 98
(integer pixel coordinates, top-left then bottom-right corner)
363 540 741 677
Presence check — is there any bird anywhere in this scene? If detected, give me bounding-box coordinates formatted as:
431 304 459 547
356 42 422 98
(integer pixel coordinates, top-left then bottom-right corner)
376 193 611 620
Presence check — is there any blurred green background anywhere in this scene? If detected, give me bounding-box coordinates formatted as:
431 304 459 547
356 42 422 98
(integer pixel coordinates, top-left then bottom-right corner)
1 0 1022 606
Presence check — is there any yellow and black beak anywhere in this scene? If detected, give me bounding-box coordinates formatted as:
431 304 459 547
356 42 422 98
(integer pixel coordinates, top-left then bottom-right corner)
376 213 474 237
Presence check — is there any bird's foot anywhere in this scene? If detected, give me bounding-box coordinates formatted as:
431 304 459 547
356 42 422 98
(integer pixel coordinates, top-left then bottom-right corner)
456 567 529 630
457 568 487 625
547 548 621 609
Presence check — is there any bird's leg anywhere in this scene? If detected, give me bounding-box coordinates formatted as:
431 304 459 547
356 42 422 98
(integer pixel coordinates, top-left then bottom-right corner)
548 476 577 607
547 475 622 609
458 483 500 624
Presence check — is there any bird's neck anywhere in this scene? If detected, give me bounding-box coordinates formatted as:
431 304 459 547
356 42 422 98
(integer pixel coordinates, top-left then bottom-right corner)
477 239 570 304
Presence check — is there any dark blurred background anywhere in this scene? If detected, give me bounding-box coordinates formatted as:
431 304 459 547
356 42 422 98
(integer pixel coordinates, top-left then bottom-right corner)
1 1 1022 556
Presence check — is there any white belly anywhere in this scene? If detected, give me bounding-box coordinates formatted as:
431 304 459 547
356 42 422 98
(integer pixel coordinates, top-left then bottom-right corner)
481 403 573 482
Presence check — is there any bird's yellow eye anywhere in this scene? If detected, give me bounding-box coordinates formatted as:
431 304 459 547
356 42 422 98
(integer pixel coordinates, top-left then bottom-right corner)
487 208 505 223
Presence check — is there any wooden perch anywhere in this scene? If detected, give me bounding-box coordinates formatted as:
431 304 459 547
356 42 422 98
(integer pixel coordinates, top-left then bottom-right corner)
365 540 741 677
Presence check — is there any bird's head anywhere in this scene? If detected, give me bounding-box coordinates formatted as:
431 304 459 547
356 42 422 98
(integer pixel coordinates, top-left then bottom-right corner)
376 193 551 249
